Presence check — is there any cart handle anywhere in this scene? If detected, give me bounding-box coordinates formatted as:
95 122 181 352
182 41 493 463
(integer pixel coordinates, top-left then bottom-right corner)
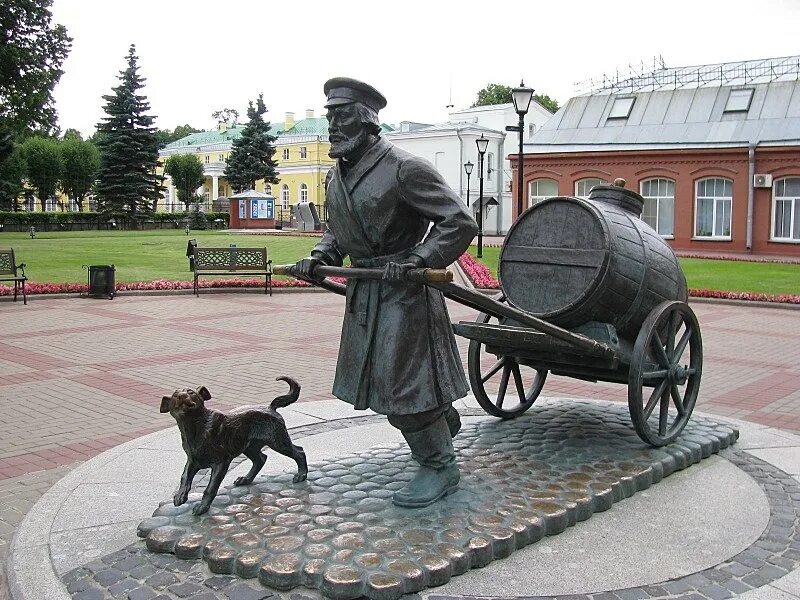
274 264 453 284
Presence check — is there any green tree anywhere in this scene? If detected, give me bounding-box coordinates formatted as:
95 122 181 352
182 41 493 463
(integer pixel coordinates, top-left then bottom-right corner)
224 94 278 193
59 138 100 211
0 0 72 138
21 135 62 210
95 44 163 220
0 142 26 211
164 153 204 210
61 128 83 141
472 83 560 113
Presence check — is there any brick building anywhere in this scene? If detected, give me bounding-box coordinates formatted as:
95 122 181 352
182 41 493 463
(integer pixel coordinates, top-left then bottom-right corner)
513 56 800 256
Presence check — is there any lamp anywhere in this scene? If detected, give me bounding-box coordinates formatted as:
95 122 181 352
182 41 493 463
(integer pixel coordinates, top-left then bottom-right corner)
464 161 474 207
511 80 534 219
476 134 489 258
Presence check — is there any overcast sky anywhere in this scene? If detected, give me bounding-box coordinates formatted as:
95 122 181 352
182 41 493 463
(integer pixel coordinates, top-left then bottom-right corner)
50 0 799 137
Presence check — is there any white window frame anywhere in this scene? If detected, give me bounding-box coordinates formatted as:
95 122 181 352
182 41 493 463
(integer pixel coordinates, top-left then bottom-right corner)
282 148 289 160
575 178 608 199
528 178 558 208
204 155 210 164
487 153 494 181
694 178 733 240
265 184 272 195
281 184 289 209
772 177 800 242
639 178 675 238
300 147 307 159
45 197 57 212
300 183 308 202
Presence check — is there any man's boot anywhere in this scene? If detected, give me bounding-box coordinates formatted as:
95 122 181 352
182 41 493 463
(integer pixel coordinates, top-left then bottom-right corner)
445 404 461 438
392 415 460 508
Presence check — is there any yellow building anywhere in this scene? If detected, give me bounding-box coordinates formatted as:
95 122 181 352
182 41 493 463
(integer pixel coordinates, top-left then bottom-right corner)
158 110 335 217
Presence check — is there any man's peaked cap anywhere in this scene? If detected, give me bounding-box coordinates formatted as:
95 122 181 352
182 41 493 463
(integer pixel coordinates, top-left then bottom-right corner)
324 77 387 113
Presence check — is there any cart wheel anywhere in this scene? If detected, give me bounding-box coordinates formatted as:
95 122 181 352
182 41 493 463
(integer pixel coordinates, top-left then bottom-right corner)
468 305 547 419
628 300 702 446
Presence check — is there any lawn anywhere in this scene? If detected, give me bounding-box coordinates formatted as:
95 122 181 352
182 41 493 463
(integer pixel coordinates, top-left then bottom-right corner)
468 246 800 296
0 230 321 284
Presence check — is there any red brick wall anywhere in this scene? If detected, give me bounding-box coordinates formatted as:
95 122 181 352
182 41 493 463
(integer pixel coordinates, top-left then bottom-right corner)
228 199 276 229
511 146 800 257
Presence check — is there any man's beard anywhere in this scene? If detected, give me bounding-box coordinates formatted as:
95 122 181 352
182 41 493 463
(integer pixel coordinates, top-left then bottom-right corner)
329 129 369 159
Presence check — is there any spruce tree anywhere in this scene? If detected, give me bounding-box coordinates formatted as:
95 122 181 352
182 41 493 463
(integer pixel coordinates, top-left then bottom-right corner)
224 94 279 193
95 44 163 220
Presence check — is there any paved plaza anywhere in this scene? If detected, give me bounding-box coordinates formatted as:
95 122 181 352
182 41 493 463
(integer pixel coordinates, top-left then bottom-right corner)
0 291 799 598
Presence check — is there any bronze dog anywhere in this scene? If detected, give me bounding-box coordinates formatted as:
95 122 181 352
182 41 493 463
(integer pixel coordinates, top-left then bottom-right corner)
160 376 308 515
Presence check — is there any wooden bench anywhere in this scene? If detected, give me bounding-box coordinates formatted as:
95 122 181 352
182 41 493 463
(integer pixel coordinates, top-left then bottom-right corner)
0 248 27 305
191 247 272 297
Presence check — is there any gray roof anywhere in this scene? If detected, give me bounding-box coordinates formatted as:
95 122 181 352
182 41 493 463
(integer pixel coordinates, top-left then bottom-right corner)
386 121 503 137
228 190 274 199
527 56 800 153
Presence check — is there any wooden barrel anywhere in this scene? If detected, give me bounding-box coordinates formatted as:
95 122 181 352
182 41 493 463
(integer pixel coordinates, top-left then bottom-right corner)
498 184 687 341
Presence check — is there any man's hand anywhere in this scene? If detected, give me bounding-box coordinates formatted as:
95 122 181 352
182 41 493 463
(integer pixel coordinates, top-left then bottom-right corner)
294 256 325 283
383 256 425 281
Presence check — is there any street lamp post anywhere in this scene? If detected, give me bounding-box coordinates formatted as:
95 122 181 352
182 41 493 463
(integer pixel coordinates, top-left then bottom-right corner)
463 161 474 208
476 134 489 258
509 80 534 220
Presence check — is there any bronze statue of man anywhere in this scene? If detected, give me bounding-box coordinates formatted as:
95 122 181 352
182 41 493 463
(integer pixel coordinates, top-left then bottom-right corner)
295 77 478 507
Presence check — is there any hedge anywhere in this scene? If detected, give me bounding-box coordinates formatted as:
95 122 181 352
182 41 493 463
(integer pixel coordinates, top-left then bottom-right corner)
0 211 230 228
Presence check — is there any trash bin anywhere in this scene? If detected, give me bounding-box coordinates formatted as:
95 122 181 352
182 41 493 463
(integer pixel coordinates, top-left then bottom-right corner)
86 265 115 299
186 239 197 271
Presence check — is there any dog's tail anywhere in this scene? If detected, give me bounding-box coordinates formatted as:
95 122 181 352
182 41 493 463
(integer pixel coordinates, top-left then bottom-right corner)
271 376 300 409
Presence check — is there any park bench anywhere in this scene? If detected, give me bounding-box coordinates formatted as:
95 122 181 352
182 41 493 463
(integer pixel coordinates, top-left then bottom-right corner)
0 248 27 305
191 246 272 297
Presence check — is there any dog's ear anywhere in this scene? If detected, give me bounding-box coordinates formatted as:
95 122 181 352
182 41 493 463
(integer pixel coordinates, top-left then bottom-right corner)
197 386 211 401
160 396 171 413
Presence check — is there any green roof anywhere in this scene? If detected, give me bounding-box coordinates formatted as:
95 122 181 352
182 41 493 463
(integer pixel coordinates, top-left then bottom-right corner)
283 117 329 136
165 123 285 149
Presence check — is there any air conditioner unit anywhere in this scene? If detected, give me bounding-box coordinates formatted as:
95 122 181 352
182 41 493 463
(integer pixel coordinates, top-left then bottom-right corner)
754 174 773 188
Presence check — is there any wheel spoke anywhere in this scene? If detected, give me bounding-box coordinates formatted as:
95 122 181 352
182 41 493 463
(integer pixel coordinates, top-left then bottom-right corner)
667 311 680 354
496 365 511 409
481 357 505 383
674 328 692 360
643 369 669 380
658 387 670 436
511 362 527 402
685 367 697 375
644 378 669 418
670 383 686 416
651 331 671 368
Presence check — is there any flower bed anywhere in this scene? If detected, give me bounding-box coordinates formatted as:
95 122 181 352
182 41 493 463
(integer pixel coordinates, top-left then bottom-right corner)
458 253 800 305
0 276 352 297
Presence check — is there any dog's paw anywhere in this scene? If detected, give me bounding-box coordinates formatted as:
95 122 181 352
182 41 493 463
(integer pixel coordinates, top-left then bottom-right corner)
192 501 211 515
293 472 308 483
173 492 188 506
233 476 253 486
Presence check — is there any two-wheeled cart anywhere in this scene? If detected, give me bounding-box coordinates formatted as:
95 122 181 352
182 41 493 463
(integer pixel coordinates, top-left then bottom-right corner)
277 181 702 447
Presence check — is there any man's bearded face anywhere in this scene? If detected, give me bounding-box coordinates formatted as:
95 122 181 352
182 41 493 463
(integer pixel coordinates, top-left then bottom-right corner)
327 103 370 159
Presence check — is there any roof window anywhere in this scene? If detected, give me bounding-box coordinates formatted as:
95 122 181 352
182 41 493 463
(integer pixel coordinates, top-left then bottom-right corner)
725 88 754 112
608 96 635 119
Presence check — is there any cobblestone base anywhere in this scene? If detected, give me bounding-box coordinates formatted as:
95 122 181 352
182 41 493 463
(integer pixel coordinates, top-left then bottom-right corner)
63 402 740 600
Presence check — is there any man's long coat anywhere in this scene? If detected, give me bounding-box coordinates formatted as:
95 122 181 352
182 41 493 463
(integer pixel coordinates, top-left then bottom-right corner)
312 137 478 416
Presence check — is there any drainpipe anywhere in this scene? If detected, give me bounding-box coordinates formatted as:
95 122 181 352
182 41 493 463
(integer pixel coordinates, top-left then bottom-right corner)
496 136 504 235
455 129 464 199
746 142 756 251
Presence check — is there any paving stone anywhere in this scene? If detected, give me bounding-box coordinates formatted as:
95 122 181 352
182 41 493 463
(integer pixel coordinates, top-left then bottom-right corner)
127 587 158 600
168 581 204 597
226 583 274 599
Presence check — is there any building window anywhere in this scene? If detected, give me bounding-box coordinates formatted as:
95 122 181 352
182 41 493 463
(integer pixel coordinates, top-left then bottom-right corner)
487 153 494 181
265 184 272 195
281 184 289 209
528 178 558 207
434 152 445 170
575 178 608 198
773 177 800 241
528 123 536 137
695 178 732 239
45 197 57 212
640 178 675 236
218 154 224 162
300 183 308 202
282 148 289 160
26 197 35 212
204 155 210 164
608 96 635 119
725 88 754 113
300 147 307 159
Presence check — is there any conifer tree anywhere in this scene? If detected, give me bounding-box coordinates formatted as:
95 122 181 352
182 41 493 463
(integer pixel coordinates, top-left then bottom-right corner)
95 44 163 220
224 94 279 193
